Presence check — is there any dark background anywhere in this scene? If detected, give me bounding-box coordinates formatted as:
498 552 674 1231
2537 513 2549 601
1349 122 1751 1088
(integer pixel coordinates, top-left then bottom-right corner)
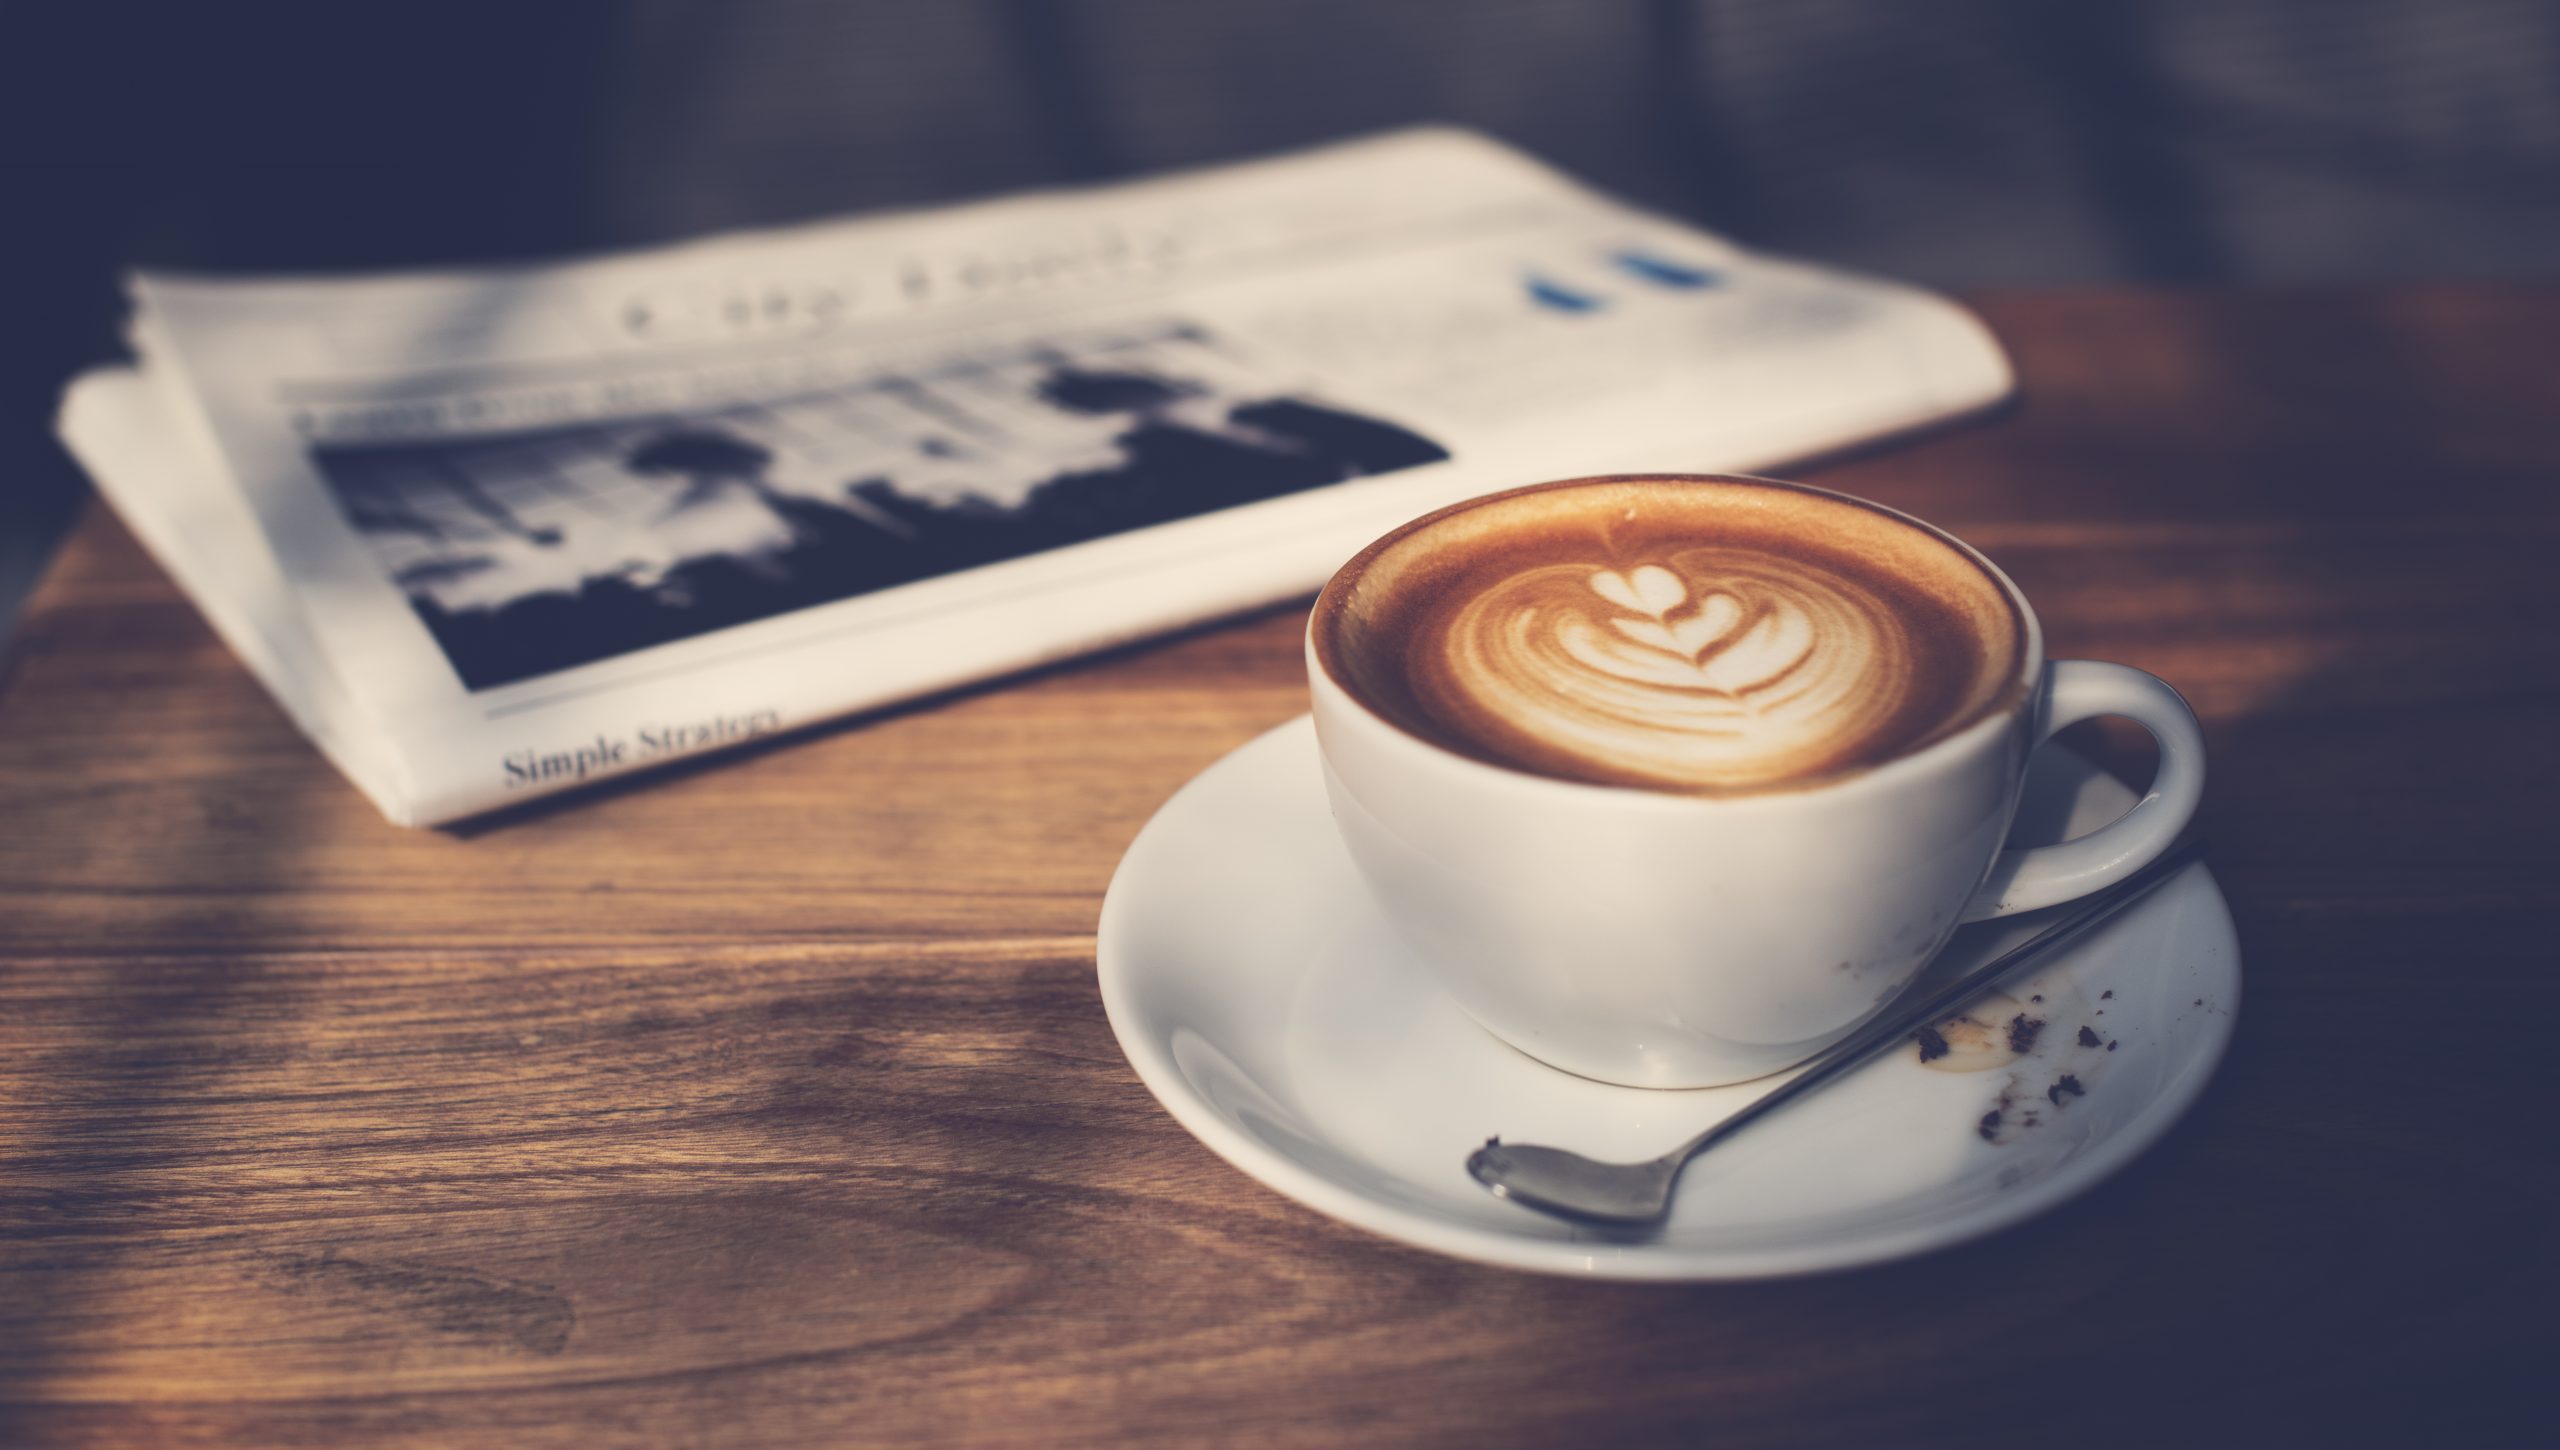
5 0 2556 629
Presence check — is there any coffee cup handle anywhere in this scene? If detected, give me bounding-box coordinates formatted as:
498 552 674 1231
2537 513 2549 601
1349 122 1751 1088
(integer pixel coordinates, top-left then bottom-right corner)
1961 660 2207 922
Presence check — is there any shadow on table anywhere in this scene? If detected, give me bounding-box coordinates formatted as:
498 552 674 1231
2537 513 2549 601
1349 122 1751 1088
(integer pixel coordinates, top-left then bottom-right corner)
1540 295 2560 1442
0 767 320 1431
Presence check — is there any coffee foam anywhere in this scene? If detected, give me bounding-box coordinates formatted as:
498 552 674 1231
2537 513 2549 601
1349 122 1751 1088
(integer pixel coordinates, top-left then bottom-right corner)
1316 477 2027 793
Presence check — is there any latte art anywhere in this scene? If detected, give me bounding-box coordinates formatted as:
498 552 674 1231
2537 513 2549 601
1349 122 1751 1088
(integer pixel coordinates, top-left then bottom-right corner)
1316 476 2027 793
1431 552 1909 788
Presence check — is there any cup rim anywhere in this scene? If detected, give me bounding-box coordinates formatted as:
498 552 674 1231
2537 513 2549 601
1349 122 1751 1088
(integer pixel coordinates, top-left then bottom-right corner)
1306 472 2046 810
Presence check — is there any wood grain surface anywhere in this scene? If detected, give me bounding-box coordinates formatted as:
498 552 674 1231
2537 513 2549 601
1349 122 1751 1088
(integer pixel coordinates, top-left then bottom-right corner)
3 289 2555 1447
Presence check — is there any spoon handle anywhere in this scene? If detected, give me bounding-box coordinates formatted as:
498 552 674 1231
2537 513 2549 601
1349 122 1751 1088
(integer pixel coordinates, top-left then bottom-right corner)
1659 837 2210 1170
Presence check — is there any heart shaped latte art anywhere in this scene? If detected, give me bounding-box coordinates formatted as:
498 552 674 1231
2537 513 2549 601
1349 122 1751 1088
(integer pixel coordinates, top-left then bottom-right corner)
1420 550 1916 788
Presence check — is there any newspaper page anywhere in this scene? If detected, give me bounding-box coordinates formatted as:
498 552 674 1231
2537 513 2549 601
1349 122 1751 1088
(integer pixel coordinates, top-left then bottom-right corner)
57 127 2012 826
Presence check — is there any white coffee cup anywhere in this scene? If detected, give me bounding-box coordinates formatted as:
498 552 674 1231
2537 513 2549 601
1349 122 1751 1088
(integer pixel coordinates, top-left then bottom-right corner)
1307 475 2205 1088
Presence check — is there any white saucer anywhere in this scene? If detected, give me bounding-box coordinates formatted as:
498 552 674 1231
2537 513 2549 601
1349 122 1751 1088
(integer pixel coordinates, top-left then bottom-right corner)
1097 717 2239 1280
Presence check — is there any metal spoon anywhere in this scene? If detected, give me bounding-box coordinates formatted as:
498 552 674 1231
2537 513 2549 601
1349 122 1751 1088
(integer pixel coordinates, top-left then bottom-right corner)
1466 838 2209 1226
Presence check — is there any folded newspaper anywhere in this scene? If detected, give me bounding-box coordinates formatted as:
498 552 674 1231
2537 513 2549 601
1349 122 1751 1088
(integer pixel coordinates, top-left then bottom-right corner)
58 128 2011 826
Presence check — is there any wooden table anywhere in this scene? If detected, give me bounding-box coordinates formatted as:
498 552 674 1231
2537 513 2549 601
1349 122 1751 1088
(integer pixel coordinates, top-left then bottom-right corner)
3 289 2553 1447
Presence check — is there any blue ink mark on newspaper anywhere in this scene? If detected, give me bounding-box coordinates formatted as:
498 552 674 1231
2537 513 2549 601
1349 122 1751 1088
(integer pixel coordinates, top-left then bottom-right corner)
1611 250 1723 290
1524 272 1607 313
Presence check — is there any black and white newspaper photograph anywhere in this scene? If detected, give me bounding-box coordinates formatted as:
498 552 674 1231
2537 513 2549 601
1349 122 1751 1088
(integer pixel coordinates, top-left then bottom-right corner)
310 325 1447 689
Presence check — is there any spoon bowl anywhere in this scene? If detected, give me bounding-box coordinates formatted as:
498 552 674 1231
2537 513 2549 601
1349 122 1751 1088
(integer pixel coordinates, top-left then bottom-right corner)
1467 1139 1680 1224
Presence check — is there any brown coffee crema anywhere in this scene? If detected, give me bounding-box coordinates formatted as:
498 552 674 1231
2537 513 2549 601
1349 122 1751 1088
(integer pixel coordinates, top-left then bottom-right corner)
1315 476 2028 793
